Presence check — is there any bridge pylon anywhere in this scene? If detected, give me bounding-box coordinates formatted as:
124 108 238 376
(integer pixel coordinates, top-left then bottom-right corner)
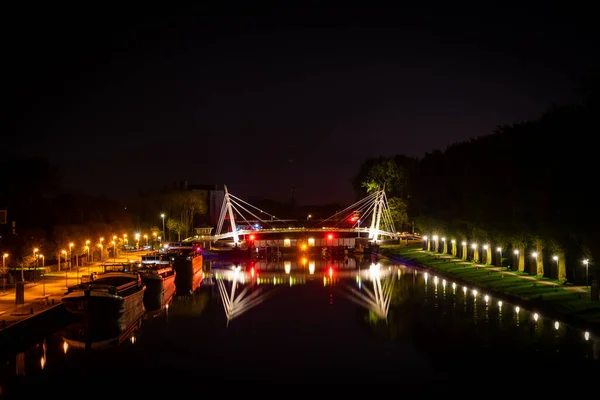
224 185 240 245
368 187 385 243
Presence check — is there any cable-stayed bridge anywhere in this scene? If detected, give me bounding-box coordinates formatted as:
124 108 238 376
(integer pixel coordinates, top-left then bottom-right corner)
185 185 403 246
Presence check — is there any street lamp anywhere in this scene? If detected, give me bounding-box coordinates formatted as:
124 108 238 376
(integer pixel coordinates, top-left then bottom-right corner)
143 234 148 247
98 243 104 262
583 259 590 288
161 213 166 242
497 247 502 268
40 255 45 296
2 253 8 294
69 242 74 271
135 233 140 249
33 248 39 283
61 250 68 288
112 241 116 262
85 240 91 262
85 246 90 275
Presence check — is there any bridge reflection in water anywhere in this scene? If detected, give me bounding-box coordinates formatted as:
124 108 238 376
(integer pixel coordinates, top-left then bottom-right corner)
211 258 396 324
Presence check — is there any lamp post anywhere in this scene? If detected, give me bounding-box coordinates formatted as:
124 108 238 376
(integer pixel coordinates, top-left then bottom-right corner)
85 240 91 262
357 219 361 238
99 237 105 261
2 253 8 294
583 259 590 288
69 242 74 272
497 247 502 268
61 250 67 288
85 246 90 276
33 247 39 283
161 213 166 242
112 236 118 259
40 255 45 296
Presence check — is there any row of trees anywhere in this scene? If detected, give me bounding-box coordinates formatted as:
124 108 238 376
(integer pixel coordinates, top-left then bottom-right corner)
130 187 208 241
352 71 599 283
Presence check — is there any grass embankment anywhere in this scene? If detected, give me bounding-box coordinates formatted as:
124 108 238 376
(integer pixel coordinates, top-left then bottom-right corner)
380 243 600 331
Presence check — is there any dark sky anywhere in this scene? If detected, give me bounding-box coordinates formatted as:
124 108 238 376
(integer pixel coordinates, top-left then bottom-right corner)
7 5 599 205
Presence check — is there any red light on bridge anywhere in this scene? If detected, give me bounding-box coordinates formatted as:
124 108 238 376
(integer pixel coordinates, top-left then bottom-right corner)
350 217 356 222
249 235 255 240
250 267 255 278
328 267 333 278
327 234 333 240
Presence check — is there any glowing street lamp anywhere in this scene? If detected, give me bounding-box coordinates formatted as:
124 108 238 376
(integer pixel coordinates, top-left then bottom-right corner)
61 250 67 288
39 254 46 295
69 242 74 271
2 253 8 294
160 213 166 242
497 247 502 268
85 246 90 274
583 259 590 288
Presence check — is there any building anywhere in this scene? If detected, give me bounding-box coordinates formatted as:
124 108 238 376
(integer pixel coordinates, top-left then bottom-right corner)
184 182 225 229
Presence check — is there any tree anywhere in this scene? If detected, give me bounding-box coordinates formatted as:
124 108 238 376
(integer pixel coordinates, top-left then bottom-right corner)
387 197 409 232
166 218 186 242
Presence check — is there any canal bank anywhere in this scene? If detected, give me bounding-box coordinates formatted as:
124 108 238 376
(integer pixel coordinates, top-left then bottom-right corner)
379 243 600 336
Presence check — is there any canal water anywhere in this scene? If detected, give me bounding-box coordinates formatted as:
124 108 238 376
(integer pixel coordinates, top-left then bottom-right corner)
1 256 599 396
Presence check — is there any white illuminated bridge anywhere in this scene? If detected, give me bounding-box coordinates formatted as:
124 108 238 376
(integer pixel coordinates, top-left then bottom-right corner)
184 185 406 246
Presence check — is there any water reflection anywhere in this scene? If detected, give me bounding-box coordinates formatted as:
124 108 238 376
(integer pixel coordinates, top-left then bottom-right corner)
343 263 395 321
215 265 274 326
61 316 142 351
2 256 600 392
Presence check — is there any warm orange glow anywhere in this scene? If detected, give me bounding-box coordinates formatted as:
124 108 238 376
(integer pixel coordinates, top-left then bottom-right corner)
328 267 333 278
249 235 255 240
328 234 333 240
250 267 255 277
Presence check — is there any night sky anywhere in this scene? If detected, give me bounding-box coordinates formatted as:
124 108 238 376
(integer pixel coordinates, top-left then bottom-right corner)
8 5 598 205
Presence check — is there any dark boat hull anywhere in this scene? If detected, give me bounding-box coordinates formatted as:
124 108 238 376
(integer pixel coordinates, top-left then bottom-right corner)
174 255 203 296
142 274 176 311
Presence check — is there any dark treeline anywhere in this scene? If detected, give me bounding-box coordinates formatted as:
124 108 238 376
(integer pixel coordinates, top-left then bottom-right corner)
0 161 212 272
0 157 133 270
353 70 600 284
